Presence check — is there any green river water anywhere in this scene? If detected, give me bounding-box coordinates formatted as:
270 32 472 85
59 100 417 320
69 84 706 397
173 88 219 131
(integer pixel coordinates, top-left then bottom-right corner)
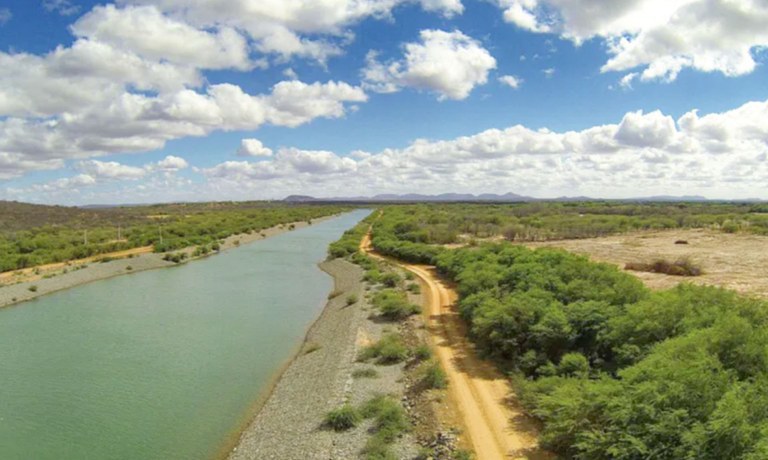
0 210 369 460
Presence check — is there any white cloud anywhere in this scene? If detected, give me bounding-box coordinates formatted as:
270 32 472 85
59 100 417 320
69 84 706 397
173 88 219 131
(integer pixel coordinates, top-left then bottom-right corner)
363 29 497 100
72 5 253 70
498 75 523 89
78 159 147 179
238 139 273 157
119 0 463 63
154 155 189 171
418 0 464 17
496 0 768 82
43 0 80 16
0 8 11 25
543 67 555 77
199 99 768 199
0 80 366 179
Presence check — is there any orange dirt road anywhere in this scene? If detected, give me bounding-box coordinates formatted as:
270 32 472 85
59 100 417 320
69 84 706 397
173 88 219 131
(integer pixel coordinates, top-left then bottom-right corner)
361 233 549 459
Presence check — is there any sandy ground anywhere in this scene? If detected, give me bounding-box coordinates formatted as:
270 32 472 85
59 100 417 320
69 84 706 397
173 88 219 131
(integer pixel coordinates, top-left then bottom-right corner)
0 216 334 309
362 233 549 459
526 228 768 297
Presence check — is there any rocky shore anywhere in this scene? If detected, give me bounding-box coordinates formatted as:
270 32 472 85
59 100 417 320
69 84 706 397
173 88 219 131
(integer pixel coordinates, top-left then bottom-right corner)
228 258 421 459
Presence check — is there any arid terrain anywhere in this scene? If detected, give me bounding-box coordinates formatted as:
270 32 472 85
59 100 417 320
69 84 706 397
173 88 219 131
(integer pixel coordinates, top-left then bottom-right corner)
527 229 768 297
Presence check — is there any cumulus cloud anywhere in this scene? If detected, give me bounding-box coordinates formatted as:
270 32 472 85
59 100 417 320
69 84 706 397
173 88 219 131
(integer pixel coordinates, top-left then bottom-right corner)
78 159 147 179
499 75 523 88
363 29 496 100
0 79 366 179
238 139 273 157
199 99 768 199
495 0 768 82
119 0 464 63
154 155 189 171
72 5 253 70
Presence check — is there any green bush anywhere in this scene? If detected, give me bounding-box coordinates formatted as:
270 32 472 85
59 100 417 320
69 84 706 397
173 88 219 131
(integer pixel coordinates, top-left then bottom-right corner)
359 334 409 364
324 404 361 431
421 361 448 389
373 289 420 320
413 344 432 361
346 294 359 306
352 368 379 378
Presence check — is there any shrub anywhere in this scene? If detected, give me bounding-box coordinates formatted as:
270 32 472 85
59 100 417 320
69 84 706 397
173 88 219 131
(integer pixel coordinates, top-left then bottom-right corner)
407 282 421 294
346 294 359 306
352 368 379 379
625 257 702 276
421 361 448 389
373 289 420 320
675 239 689 245
126 266 133 271
162 252 188 264
413 344 432 361
359 334 409 364
28 285 38 292
324 405 361 431
380 272 402 288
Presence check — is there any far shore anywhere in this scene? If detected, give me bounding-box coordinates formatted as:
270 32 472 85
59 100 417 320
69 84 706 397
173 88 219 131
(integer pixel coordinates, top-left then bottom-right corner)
0 214 339 310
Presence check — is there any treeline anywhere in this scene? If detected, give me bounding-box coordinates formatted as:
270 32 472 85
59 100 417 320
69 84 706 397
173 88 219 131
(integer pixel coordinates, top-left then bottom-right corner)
368 202 768 246
0 202 347 272
369 206 768 459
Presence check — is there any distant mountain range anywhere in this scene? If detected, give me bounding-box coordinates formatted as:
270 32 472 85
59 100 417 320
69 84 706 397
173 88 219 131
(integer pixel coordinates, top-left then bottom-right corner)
281 193 749 203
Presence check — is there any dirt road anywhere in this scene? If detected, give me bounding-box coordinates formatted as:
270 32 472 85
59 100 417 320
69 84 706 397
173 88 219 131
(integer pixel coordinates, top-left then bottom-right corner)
361 233 548 459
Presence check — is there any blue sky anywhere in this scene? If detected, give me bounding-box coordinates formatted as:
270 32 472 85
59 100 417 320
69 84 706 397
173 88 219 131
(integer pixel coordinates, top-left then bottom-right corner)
1 0 767 204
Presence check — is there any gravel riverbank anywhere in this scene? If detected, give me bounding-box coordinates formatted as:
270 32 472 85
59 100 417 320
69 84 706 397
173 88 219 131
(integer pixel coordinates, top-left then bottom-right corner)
227 258 421 460
0 216 332 309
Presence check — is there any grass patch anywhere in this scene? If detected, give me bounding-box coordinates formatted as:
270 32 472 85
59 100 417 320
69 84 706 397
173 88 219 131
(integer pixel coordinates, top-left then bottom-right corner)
352 368 379 379
359 334 409 364
625 257 702 276
413 344 432 361
361 395 410 459
420 360 448 389
373 289 420 321
324 404 361 431
346 293 359 306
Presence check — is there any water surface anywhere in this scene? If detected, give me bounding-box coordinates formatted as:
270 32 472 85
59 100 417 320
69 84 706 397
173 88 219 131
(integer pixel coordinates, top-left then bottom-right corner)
0 210 369 460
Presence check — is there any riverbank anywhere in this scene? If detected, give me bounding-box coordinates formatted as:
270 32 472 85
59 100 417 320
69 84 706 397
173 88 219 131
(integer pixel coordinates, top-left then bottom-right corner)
228 256 429 459
0 215 335 309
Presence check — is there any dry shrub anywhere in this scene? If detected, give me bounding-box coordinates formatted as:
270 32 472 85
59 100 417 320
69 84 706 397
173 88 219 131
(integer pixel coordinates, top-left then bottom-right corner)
625 258 702 277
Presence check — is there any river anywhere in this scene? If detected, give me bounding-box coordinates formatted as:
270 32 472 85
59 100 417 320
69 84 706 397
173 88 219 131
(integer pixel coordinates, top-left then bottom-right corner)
0 210 369 460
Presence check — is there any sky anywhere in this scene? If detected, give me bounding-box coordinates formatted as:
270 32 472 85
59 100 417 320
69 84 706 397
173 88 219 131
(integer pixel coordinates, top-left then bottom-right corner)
0 0 767 204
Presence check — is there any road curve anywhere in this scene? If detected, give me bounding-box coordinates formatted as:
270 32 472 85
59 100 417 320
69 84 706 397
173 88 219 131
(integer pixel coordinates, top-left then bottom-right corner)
361 233 549 460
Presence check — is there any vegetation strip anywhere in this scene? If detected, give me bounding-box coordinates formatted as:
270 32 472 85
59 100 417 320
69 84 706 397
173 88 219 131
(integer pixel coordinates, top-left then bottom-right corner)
369 204 768 459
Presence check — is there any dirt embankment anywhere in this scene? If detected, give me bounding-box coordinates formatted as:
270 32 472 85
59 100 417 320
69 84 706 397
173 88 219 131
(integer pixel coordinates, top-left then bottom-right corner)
527 228 768 297
361 233 550 460
0 216 333 309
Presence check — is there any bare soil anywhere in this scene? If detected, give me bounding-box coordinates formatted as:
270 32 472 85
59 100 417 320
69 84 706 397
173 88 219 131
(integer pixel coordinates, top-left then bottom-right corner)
526 229 768 297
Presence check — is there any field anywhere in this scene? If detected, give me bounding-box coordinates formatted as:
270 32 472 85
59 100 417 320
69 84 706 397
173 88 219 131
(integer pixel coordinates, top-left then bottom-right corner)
0 201 348 273
528 228 768 297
